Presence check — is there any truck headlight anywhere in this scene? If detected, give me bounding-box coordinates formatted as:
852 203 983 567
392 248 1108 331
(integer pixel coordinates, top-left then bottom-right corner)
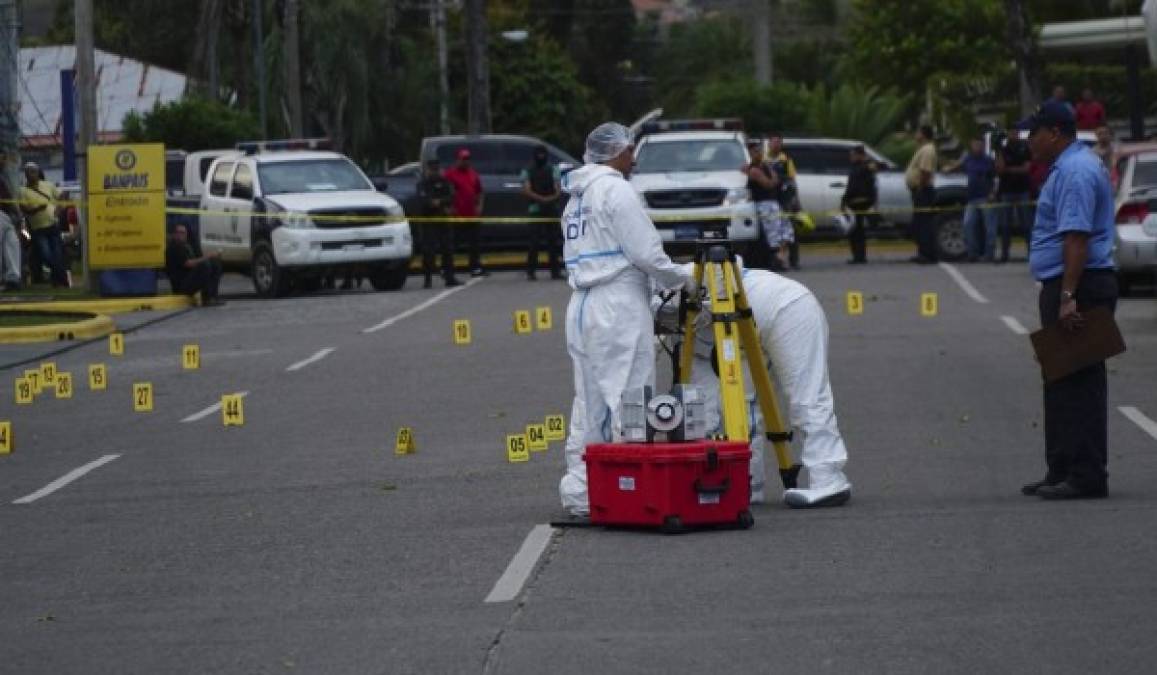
282 211 314 229
385 203 405 222
724 188 751 205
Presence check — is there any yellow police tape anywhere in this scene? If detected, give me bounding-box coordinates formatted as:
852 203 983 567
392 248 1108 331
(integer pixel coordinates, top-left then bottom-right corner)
0 197 1037 226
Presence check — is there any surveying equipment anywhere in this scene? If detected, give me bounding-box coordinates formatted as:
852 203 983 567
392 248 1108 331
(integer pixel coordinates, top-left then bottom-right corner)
620 385 707 443
676 236 803 489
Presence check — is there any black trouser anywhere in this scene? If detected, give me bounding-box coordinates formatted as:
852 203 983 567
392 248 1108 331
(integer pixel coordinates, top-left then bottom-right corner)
910 187 937 260
847 210 871 262
422 222 456 282
1037 270 1118 490
460 219 482 271
526 207 561 276
180 259 223 301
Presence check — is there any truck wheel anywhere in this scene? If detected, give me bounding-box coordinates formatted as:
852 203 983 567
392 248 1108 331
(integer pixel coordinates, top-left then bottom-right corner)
370 263 409 291
934 209 967 261
252 242 290 298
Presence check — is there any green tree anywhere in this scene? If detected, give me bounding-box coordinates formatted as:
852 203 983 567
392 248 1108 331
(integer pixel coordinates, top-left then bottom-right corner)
804 84 910 146
121 98 260 151
653 15 753 115
692 80 809 135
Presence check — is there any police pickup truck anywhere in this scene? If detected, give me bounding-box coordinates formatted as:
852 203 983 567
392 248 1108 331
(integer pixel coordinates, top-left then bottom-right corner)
199 139 412 297
629 120 759 254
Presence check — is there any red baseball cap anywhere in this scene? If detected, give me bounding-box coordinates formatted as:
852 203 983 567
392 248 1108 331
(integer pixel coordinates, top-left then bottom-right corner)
457 148 471 160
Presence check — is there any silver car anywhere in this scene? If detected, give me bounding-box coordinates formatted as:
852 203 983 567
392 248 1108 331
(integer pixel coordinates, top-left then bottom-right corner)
1112 148 1157 293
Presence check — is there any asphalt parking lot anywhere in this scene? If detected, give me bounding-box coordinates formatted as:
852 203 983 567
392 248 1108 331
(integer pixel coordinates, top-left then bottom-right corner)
1 246 1155 674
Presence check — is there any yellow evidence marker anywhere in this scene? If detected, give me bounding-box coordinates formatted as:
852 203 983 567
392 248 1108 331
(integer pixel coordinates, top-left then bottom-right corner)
921 292 939 317
89 364 107 391
109 332 124 356
514 310 533 335
24 370 42 395
535 306 553 331
544 414 566 442
221 394 245 427
453 320 472 345
506 434 530 462
14 378 33 405
846 291 864 316
0 421 11 455
55 372 73 399
133 382 154 412
40 361 57 386
182 344 201 370
395 427 416 455
526 424 548 452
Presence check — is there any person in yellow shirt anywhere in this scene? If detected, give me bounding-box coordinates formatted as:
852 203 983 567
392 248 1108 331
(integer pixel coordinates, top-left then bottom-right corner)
904 126 939 263
20 162 68 287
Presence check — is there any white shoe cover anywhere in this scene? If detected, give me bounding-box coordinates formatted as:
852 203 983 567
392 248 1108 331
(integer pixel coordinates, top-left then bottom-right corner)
784 464 851 508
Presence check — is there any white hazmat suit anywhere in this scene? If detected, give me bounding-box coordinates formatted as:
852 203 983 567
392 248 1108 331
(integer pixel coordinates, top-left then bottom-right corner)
682 263 851 507
559 123 690 516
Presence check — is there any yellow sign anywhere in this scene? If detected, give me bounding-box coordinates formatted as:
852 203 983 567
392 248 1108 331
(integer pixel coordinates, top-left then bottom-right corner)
133 382 154 412
87 143 166 269
15 378 32 405
89 364 107 391
222 394 245 427
0 421 10 455
846 291 864 316
182 344 201 370
453 320 472 345
514 310 532 335
506 434 530 463
55 373 73 399
544 414 566 442
921 292 939 317
24 370 42 395
527 424 548 452
109 332 124 356
395 427 416 454
40 361 57 385
535 306 553 331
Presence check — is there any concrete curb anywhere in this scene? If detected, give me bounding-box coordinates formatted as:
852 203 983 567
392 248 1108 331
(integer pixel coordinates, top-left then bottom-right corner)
0 312 117 344
1 295 193 314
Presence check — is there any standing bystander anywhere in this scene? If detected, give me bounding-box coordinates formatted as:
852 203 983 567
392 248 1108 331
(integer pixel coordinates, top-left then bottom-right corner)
1074 88 1106 131
0 157 22 290
995 133 1034 261
944 137 996 262
417 159 461 288
745 138 786 271
1019 101 1118 500
19 162 68 287
522 145 563 280
767 136 802 270
840 145 876 264
905 125 939 263
443 149 486 277
1091 126 1117 173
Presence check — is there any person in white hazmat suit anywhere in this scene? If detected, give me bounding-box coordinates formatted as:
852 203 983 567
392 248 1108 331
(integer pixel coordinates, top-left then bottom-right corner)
675 259 851 508
559 122 693 517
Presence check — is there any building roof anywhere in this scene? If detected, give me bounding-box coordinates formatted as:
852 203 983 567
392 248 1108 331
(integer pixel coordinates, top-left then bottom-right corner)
18 45 188 148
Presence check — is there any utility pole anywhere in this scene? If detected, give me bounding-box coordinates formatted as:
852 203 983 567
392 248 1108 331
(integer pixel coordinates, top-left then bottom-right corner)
464 0 491 134
432 0 450 135
253 0 267 139
283 0 303 137
76 0 97 290
0 0 20 206
752 0 772 85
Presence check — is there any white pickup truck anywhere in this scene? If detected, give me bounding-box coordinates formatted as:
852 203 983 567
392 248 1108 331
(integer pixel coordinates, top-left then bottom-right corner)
629 127 759 250
199 145 413 297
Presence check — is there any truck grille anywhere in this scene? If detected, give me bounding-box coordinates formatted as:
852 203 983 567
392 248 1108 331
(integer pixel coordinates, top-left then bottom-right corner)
644 189 727 209
309 208 388 229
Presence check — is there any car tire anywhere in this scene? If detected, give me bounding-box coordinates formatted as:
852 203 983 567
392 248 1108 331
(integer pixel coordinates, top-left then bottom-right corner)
370 262 409 291
252 241 290 298
934 209 967 261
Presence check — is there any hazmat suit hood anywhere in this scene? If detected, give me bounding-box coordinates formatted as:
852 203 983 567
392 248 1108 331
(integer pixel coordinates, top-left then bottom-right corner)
562 163 623 198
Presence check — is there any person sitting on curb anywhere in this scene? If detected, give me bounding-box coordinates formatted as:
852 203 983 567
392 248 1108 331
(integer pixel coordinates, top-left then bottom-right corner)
165 225 225 306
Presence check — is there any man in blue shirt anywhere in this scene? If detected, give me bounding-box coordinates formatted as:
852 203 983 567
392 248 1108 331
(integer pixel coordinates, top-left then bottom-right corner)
945 137 996 261
1020 101 1118 500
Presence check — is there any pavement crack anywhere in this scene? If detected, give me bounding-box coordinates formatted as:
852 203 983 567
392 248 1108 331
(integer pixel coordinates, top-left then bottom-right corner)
481 527 564 675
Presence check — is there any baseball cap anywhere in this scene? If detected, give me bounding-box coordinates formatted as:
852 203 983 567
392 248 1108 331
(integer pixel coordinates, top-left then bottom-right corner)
1015 101 1076 136
457 148 471 160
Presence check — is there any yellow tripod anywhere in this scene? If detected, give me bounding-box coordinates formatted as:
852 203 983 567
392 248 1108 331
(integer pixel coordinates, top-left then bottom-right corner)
676 243 803 489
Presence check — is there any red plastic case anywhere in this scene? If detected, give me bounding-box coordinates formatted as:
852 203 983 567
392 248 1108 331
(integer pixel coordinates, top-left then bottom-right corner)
584 441 753 533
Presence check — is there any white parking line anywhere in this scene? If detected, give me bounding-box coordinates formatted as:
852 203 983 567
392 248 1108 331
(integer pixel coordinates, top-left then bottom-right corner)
484 524 556 603
287 347 336 372
1000 315 1030 335
363 277 483 334
1119 406 1157 442
12 455 121 505
181 391 250 423
938 262 990 304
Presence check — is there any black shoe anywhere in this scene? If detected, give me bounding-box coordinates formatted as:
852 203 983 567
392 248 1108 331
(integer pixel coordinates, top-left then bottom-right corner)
444 277 462 287
550 272 565 280
423 278 433 289
846 259 866 265
1036 482 1108 500
526 272 537 281
203 298 227 307
470 268 488 277
1021 478 1061 496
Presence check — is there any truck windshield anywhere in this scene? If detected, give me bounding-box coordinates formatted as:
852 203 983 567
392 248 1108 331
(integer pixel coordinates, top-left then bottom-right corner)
634 140 747 174
258 159 372 194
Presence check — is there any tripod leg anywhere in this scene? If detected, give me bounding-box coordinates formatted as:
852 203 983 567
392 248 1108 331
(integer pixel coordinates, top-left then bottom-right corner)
676 259 706 386
708 260 752 442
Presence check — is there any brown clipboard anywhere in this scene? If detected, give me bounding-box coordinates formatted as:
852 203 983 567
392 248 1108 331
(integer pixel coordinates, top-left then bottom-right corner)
1029 306 1126 383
